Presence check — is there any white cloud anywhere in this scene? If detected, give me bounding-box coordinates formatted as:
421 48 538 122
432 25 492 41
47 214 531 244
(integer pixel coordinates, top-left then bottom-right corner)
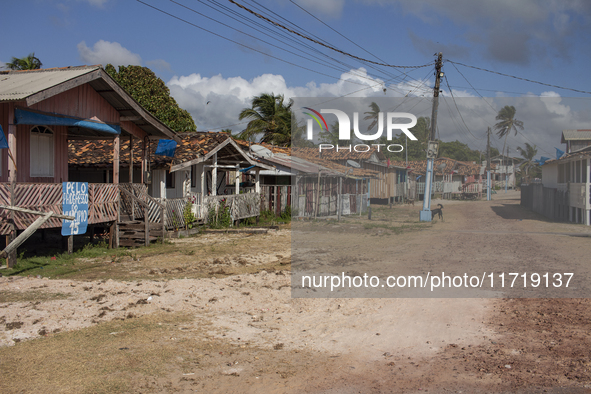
167 68 433 132
167 68 591 160
0 60 6 70
77 40 142 67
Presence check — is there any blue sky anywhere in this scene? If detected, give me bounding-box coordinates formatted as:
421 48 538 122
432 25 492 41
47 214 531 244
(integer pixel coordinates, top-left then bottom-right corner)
2 0 590 158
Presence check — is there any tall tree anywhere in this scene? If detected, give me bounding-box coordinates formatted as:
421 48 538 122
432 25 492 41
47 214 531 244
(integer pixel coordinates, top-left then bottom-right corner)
363 102 381 132
494 105 524 164
238 93 292 146
516 142 538 181
105 64 196 133
6 53 42 70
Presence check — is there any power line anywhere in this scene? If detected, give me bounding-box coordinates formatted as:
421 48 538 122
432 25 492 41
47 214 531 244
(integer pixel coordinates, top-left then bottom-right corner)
228 0 434 69
446 59 591 95
198 0 405 85
136 0 389 89
170 0 385 84
445 61 555 157
288 0 389 65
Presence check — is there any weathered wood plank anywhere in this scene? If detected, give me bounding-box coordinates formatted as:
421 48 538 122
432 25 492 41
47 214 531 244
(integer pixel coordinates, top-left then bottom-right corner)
0 212 53 259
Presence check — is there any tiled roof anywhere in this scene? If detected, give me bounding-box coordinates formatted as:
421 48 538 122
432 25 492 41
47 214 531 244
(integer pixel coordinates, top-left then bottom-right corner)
297 155 380 178
389 157 483 176
69 132 242 169
292 146 385 161
233 138 291 155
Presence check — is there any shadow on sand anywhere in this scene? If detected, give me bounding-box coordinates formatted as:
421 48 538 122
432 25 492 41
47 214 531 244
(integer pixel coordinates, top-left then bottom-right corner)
489 201 553 222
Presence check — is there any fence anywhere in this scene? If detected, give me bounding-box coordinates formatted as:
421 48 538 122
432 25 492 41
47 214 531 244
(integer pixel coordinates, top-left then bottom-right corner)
416 181 444 195
260 185 291 216
521 183 569 222
0 182 119 235
203 193 261 223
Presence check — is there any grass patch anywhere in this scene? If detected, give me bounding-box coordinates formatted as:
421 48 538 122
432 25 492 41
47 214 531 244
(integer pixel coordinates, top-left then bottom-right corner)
2 240 175 279
2 228 290 281
0 290 70 303
0 312 194 394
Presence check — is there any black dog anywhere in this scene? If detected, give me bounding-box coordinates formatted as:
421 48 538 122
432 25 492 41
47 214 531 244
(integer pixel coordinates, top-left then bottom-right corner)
431 204 444 221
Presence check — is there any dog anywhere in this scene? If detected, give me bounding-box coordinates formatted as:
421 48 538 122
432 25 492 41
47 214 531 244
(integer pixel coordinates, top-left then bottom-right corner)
405 198 415 206
431 204 444 221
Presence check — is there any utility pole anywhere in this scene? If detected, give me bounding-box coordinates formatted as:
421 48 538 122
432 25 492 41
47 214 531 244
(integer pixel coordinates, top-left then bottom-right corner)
486 127 491 201
420 52 443 222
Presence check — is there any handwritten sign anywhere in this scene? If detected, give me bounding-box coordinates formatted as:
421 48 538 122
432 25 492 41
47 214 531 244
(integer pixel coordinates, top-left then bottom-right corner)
61 182 89 236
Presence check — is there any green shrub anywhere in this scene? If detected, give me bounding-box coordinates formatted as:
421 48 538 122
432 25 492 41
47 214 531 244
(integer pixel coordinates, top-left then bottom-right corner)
208 200 232 228
183 201 196 229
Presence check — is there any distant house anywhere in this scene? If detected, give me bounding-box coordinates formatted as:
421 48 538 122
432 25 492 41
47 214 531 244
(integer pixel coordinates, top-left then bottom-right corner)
233 140 379 217
293 147 409 203
490 155 520 189
389 157 484 198
561 129 591 154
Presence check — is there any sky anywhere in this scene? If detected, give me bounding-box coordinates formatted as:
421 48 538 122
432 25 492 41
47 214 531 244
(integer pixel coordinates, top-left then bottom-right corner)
1 0 591 159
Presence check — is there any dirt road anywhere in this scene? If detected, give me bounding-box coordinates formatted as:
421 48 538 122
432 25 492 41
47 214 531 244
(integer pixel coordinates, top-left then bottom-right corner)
2 192 591 393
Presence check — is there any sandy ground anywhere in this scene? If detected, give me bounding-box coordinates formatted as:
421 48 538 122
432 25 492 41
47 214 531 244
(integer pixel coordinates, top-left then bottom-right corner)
2 191 591 393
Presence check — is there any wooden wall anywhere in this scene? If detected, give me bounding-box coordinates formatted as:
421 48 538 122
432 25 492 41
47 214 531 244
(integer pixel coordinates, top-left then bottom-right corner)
30 84 120 123
0 83 122 184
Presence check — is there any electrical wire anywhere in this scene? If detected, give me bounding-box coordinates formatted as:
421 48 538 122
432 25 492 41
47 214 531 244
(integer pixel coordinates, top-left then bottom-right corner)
136 0 392 89
228 0 434 69
443 74 483 142
447 59 591 95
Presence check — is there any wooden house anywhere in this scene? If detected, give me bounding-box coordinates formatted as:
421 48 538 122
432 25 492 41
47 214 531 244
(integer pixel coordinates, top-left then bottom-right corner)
69 132 273 227
236 142 379 217
561 129 591 154
0 65 179 256
390 157 484 198
292 147 408 204
490 154 520 189
531 145 591 224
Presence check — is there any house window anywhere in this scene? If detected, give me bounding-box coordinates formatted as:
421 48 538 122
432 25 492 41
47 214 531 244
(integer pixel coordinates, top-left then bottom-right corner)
30 126 54 177
166 170 175 189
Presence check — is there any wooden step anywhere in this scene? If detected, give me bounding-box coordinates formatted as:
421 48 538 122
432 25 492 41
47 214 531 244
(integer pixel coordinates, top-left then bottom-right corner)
119 236 159 247
118 222 162 231
119 230 164 239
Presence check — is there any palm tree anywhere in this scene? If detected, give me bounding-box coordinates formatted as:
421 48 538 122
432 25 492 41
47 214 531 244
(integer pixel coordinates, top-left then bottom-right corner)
6 53 42 70
237 93 292 146
494 105 524 163
363 102 381 132
516 143 538 183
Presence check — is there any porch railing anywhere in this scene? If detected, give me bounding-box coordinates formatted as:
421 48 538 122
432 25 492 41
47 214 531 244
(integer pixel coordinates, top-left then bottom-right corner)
0 183 119 235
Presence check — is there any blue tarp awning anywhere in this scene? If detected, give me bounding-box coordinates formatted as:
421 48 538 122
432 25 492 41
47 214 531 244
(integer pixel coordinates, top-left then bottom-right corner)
154 139 177 157
15 108 121 135
0 125 7 149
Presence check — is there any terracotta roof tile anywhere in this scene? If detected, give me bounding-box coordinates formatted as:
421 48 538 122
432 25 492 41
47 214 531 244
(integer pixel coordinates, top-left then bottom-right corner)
389 157 483 176
69 132 235 168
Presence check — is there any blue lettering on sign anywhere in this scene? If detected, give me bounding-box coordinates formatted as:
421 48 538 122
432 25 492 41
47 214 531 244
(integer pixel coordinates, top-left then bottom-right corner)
61 182 89 236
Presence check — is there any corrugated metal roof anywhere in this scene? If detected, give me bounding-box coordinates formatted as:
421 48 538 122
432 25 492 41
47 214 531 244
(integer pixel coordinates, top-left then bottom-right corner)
561 129 591 142
0 66 100 101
